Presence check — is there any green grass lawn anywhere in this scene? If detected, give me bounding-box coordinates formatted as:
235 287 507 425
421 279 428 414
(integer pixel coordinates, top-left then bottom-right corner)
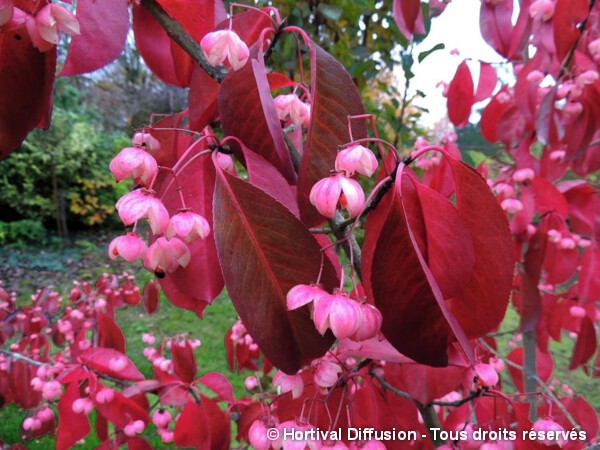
1 235 598 447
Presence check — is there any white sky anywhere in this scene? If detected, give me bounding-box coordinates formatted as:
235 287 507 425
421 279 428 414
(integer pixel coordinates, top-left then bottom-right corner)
408 0 509 126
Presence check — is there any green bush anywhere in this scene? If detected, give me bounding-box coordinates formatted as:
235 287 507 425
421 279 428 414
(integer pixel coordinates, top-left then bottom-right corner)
0 219 47 246
0 81 128 232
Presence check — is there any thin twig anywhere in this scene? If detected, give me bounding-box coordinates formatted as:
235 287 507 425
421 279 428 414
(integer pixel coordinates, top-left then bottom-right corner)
140 0 228 83
479 339 582 432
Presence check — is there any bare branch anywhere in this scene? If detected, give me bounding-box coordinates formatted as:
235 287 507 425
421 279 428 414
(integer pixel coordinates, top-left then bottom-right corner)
140 0 227 83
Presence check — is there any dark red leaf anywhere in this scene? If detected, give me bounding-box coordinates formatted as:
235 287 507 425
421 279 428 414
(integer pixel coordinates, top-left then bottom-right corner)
297 41 366 226
171 340 197 383
241 144 299 216
569 316 597 370
447 60 475 127
143 279 160 314
0 24 56 160
174 399 210 450
60 0 129 76
56 382 91 450
126 436 152 450
203 396 231 450
212 166 338 374
218 52 296 183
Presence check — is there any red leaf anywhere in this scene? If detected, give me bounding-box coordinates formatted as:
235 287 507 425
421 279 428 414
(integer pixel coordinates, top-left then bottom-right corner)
479 0 513 57
480 87 514 143
132 0 225 87
365 154 513 366
385 363 468 405
174 399 210 450
580 248 600 304
97 312 126 353
195 372 234 402
413 180 475 299
171 340 197 383
569 316 597 370
203 396 231 450
212 165 338 374
143 279 160 314
93 385 150 429
474 62 498 102
218 52 296 183
56 382 91 450
392 0 425 41
241 144 299 216
507 347 554 392
297 41 366 226
79 348 145 381
188 9 274 131
553 0 589 62
0 24 56 160
60 0 129 76
365 167 473 366
153 150 224 315
447 60 475 128
126 436 152 450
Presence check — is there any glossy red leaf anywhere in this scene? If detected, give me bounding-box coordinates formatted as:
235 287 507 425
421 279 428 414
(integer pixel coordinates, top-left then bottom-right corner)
447 60 475 128
297 42 366 226
171 340 197 383
153 150 224 316
569 316 597 370
174 399 210 450
480 87 516 143
392 0 425 41
218 52 296 183
56 382 91 450
212 166 338 374
60 0 129 76
79 348 145 381
0 23 56 160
